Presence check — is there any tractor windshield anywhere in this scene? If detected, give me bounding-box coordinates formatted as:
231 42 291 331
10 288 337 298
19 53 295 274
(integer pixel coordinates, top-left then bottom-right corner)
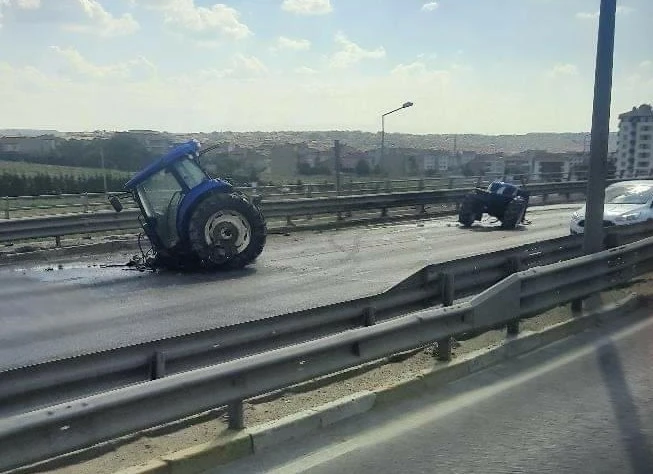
136 169 183 218
135 168 184 248
174 157 208 189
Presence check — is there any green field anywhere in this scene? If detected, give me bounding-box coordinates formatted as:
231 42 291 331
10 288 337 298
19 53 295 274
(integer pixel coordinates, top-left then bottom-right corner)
0 160 132 178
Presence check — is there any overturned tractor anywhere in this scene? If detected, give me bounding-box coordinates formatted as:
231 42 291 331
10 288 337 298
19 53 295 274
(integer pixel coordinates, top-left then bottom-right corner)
108 140 266 271
458 180 530 230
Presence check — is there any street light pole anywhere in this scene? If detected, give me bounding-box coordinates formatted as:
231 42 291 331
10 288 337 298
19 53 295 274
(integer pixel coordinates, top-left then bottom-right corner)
584 0 617 256
380 101 414 170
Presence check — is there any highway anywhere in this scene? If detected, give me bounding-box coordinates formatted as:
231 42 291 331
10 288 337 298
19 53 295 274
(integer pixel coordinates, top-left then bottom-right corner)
0 204 577 370
214 307 653 474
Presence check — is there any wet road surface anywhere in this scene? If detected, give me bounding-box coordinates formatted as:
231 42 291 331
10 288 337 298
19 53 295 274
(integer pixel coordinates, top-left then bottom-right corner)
0 205 576 369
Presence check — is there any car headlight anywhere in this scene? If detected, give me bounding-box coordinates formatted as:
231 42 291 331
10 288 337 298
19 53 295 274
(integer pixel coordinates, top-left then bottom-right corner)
571 211 581 221
615 212 641 222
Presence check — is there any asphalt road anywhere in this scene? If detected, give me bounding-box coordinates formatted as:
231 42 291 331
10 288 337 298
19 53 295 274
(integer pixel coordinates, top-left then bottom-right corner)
215 308 653 474
0 204 577 369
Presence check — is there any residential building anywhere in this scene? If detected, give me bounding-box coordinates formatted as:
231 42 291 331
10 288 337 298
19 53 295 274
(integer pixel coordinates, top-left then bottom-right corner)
466 153 506 177
0 135 57 155
615 104 653 178
127 130 174 155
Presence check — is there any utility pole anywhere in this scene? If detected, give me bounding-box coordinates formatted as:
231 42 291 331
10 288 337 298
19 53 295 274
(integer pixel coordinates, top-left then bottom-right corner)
584 0 617 256
100 146 107 195
572 0 617 314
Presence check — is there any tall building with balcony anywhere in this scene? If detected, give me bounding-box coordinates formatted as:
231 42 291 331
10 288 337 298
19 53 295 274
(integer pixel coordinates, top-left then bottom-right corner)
616 104 653 178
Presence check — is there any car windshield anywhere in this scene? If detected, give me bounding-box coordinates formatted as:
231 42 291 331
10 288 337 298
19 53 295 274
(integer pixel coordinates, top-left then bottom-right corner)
604 184 653 205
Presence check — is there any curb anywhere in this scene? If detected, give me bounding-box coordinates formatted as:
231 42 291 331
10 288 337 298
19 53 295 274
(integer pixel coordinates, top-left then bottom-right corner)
112 292 644 474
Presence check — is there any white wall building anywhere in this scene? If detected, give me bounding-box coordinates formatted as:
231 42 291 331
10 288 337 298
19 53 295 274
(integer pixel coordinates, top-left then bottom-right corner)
616 104 653 178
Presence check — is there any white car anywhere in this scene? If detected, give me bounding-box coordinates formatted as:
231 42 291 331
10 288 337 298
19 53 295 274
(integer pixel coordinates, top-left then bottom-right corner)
570 180 653 235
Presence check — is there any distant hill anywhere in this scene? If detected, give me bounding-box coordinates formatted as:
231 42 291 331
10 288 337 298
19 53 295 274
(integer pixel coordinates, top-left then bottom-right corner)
0 129 62 137
2 129 617 154
201 131 617 154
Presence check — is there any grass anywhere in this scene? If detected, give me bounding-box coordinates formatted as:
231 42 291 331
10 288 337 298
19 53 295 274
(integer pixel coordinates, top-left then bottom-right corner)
0 160 132 178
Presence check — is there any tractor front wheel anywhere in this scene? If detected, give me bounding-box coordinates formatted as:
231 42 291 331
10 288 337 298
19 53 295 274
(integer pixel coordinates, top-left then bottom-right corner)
458 193 480 227
187 192 267 270
500 197 526 230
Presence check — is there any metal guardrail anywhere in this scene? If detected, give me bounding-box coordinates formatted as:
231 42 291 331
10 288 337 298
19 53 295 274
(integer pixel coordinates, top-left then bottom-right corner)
1 220 651 418
0 172 617 219
0 180 596 245
1 231 652 471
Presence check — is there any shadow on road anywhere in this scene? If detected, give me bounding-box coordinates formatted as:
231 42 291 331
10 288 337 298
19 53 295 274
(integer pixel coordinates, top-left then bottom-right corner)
596 340 653 473
460 224 527 233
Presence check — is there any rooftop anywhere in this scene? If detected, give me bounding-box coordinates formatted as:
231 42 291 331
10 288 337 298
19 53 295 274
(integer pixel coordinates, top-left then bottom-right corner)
619 104 653 120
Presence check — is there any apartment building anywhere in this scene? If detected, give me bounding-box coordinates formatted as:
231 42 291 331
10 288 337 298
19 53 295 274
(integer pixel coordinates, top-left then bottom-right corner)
615 104 653 178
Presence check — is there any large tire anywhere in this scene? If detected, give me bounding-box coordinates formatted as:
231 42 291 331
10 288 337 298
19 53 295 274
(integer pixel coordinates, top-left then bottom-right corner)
187 191 267 270
500 197 526 229
458 193 479 227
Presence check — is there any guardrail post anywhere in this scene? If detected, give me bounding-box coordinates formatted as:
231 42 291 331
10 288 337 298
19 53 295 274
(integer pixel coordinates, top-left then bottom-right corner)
362 306 376 326
305 184 312 198
3 196 9 219
346 183 353 218
436 273 455 361
81 192 89 213
448 178 455 189
228 401 245 430
418 178 425 191
506 256 522 336
151 351 166 379
385 179 392 193
605 232 621 249
55 236 61 248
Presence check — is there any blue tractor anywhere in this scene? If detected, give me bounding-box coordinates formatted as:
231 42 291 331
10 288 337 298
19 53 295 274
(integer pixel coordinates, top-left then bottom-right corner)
108 140 266 271
458 180 530 229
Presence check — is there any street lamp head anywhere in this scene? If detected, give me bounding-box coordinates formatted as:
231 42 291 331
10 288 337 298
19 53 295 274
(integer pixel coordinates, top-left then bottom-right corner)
402 101 414 108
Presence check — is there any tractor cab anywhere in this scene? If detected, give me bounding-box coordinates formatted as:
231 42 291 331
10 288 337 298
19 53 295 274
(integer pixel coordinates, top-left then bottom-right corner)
108 140 265 271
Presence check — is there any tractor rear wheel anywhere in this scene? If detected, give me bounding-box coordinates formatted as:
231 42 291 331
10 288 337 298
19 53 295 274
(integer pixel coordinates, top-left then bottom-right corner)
458 193 480 227
500 197 526 229
187 191 267 270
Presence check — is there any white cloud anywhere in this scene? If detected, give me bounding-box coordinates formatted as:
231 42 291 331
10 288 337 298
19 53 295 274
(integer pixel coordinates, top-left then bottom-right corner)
547 63 579 78
51 45 155 79
575 11 598 20
0 0 41 27
15 0 40 9
191 54 268 80
576 5 634 20
294 66 317 75
421 2 439 12
329 32 385 69
640 60 652 70
281 0 332 15
138 0 251 40
63 0 139 37
391 61 452 88
276 36 311 51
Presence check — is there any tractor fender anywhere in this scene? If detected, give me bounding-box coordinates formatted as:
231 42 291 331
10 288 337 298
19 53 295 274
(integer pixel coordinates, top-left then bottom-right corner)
176 179 233 238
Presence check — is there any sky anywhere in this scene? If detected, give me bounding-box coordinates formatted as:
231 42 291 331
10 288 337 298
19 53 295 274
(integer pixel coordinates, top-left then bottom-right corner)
0 0 651 134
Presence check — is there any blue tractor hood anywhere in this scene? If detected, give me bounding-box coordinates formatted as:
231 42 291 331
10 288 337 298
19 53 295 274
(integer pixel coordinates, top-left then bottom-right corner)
124 140 201 191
